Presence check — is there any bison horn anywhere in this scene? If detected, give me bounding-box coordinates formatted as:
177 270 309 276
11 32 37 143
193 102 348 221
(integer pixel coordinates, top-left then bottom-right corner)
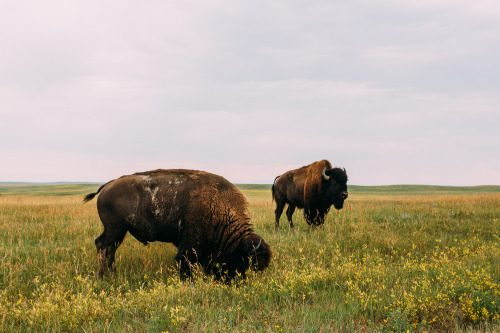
249 239 262 255
322 167 330 180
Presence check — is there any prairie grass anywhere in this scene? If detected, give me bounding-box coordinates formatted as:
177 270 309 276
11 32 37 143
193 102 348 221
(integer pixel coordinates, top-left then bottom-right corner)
0 191 499 332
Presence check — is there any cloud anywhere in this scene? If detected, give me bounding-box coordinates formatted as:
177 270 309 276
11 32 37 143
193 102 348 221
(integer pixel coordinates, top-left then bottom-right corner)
1 0 499 185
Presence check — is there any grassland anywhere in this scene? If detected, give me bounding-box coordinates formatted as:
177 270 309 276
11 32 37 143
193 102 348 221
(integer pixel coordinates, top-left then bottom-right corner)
0 184 499 332
3 183 500 197
0 183 100 196
235 184 500 197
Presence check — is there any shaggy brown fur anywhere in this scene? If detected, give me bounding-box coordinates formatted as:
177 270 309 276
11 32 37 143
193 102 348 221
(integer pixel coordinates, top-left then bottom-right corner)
272 160 348 229
84 169 272 281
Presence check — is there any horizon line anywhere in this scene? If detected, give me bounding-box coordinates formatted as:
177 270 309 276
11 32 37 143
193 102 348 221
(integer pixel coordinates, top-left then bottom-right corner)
1 181 499 187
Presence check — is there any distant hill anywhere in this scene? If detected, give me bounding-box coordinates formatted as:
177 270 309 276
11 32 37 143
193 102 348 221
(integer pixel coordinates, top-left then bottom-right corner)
348 185 500 195
0 183 101 196
1 183 499 197
0 182 98 186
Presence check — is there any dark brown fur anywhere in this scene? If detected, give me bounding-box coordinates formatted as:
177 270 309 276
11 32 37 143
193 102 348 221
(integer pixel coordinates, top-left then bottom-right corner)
84 169 272 281
272 160 348 229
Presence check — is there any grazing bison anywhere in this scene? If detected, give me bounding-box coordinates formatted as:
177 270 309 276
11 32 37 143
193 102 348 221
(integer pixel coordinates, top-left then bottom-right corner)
272 160 348 229
83 169 272 281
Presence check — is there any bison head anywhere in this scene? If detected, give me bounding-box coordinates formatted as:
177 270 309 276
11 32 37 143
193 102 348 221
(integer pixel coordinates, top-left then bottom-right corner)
216 236 272 282
247 237 272 272
322 167 348 209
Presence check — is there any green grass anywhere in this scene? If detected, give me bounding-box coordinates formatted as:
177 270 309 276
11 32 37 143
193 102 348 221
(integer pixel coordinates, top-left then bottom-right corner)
2 183 499 197
348 185 500 196
241 184 500 198
0 186 499 332
237 184 500 200
0 183 101 196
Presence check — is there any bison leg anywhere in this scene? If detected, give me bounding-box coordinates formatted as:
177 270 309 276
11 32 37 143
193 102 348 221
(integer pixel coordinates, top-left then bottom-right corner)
95 228 127 277
304 208 318 226
316 212 326 226
285 205 296 228
274 201 286 230
310 213 325 227
174 247 199 280
304 209 325 227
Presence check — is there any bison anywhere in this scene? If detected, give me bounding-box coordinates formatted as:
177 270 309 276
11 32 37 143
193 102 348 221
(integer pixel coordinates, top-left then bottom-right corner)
83 169 272 281
272 160 348 229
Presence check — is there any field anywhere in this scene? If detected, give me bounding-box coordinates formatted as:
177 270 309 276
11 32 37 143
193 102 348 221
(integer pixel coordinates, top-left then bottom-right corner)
0 185 499 332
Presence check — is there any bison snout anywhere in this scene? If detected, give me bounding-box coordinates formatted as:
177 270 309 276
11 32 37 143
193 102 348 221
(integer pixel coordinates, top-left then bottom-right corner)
341 191 348 199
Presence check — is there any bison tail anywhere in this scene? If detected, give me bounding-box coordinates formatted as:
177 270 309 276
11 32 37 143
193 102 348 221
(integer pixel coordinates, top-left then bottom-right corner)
83 192 97 203
82 182 108 203
271 175 280 202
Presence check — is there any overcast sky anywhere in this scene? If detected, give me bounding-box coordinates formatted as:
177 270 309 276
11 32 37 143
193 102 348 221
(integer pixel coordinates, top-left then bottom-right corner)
1 0 499 185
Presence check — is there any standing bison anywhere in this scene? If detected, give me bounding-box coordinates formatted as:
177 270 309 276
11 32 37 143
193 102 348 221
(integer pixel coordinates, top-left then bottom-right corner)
272 160 348 229
83 169 271 281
